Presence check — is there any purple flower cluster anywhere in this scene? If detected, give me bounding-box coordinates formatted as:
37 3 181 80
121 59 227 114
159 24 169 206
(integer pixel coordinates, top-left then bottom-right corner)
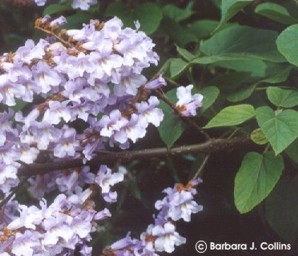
0 16 164 194
103 179 203 255
0 14 204 255
0 165 124 255
1 189 110 255
34 0 97 10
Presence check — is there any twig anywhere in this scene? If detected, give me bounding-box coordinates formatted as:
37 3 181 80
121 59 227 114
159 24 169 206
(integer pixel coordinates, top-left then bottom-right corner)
193 154 210 179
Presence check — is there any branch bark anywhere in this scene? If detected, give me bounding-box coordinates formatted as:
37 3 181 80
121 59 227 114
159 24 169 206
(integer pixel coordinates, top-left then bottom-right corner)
19 136 251 177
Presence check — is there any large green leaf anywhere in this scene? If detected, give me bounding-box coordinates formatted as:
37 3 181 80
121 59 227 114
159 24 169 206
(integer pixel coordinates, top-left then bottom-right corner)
217 0 253 30
201 26 285 63
255 3 298 25
234 151 284 213
204 104 255 128
276 24 298 67
265 176 298 243
256 106 298 155
266 87 298 108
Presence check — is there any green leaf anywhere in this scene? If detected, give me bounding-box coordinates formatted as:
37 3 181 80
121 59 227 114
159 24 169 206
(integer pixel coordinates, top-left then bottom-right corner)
227 83 256 102
134 3 163 34
158 114 185 148
201 25 286 63
213 59 267 77
12 100 28 113
161 17 198 46
204 104 255 128
105 2 162 34
217 0 253 31
225 65 291 102
265 176 298 243
191 54 269 78
197 86 220 113
256 106 298 155
266 87 298 108
63 12 91 29
234 151 284 213
277 24 298 67
255 3 298 25
261 65 292 84
43 3 72 16
162 4 193 22
187 20 218 39
104 2 133 26
192 55 250 65
285 139 298 164
250 128 268 145
168 58 189 78
176 45 195 61
207 72 251 90
158 90 185 148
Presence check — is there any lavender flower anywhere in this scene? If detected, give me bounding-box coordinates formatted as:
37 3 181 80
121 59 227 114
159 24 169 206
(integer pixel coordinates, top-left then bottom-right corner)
34 0 47 6
136 96 164 127
95 165 125 202
71 0 97 10
144 74 166 90
176 85 203 117
145 222 186 253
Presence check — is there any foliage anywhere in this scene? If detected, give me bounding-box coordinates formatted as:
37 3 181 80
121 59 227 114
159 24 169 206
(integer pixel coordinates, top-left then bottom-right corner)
1 0 298 255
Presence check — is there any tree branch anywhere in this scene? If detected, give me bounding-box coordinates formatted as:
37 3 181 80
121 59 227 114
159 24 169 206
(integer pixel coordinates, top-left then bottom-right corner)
19 137 251 177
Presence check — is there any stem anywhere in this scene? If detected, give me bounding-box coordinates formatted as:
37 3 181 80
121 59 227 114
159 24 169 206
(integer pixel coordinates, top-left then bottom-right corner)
164 77 180 87
35 26 72 48
193 154 210 179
